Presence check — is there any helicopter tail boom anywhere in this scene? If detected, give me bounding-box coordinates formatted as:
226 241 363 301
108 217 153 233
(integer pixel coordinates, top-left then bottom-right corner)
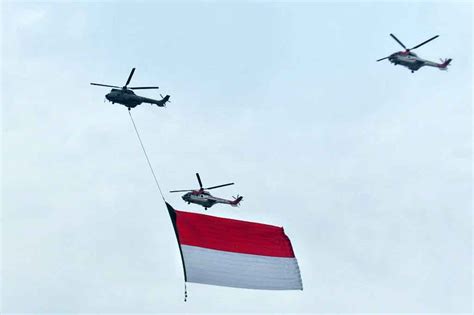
140 95 171 107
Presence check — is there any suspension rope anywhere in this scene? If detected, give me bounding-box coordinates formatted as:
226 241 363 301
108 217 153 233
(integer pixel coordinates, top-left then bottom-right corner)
184 282 188 302
128 110 166 202
128 110 188 302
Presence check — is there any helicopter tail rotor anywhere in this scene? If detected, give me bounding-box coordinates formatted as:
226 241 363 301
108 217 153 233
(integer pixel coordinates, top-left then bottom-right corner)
438 58 452 70
160 94 171 106
231 195 243 206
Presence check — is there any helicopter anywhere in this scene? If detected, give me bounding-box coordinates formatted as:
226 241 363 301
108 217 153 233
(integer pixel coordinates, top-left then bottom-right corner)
91 68 170 110
377 34 452 73
170 173 243 210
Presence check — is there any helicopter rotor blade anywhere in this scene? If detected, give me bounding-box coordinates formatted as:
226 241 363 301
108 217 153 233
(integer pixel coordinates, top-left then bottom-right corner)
376 56 390 62
129 86 159 90
409 35 439 50
205 183 234 190
125 68 136 87
170 189 194 193
390 33 407 50
196 173 203 189
90 83 121 88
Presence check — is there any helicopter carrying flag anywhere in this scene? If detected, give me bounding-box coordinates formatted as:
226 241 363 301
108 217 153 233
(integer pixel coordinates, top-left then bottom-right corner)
90 68 171 110
166 203 303 291
170 173 243 210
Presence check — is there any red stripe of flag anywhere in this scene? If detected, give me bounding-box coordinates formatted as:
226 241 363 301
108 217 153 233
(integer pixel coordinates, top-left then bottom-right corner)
175 210 296 258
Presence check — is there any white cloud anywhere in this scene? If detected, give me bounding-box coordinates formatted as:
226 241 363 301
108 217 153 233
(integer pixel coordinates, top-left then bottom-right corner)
14 7 47 28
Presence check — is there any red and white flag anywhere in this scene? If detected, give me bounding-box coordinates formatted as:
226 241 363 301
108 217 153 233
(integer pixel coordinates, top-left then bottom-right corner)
167 203 303 290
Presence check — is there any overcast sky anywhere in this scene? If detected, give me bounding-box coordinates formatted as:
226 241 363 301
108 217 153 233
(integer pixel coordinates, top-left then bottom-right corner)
1 1 472 313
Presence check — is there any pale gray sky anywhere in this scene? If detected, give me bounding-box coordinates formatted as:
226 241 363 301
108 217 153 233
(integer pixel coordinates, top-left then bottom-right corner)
1 1 472 313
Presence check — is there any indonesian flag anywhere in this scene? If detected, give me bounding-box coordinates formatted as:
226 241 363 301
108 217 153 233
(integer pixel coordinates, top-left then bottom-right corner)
166 203 303 290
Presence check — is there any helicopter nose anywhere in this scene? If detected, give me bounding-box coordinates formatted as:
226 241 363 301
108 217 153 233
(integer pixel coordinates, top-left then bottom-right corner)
105 93 111 100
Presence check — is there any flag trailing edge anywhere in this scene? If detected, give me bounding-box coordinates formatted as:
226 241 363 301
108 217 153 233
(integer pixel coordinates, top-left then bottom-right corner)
166 202 303 290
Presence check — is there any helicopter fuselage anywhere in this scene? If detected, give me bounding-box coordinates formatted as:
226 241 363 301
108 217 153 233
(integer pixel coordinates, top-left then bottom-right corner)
388 51 440 72
106 88 167 109
181 190 241 210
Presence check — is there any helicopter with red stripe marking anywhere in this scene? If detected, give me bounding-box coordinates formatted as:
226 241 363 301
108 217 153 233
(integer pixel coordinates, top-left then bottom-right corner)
170 173 243 210
377 34 452 73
